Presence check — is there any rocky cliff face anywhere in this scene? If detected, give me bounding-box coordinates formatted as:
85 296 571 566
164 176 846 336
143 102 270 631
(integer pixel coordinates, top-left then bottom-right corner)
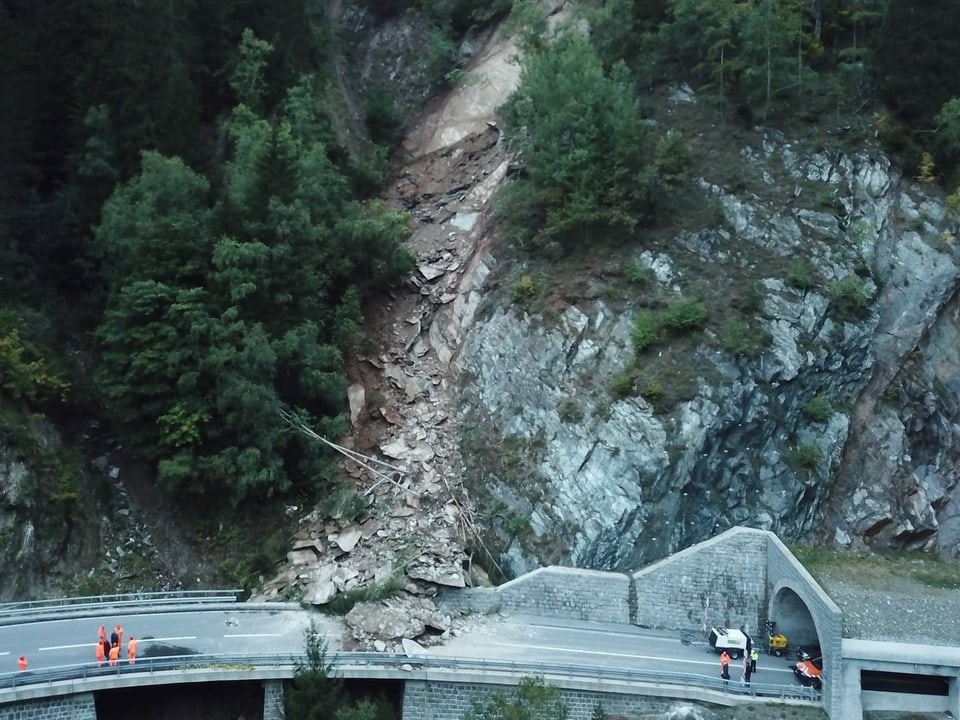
262 3 960 616
457 116 960 574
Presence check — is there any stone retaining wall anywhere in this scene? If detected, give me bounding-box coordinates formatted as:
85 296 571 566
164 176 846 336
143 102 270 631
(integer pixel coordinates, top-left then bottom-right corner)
401 679 708 720
0 693 95 720
438 567 631 623
632 527 768 633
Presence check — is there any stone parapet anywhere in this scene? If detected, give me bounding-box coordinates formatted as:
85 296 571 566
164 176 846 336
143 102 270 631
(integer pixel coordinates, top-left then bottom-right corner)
495 566 631 623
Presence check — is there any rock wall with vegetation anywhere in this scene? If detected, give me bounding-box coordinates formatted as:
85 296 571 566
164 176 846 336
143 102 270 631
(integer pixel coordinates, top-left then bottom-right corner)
450 0 960 577
459 109 960 573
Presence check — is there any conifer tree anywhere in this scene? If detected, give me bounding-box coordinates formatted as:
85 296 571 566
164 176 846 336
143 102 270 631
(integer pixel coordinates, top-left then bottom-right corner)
500 28 655 247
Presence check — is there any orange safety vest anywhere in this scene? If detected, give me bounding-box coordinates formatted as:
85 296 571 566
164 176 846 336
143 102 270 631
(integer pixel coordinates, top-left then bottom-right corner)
96 642 105 662
108 645 120 665
17 656 27 671
127 638 137 659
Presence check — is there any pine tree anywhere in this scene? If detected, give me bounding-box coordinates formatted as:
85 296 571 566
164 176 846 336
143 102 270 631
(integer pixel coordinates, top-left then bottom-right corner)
500 28 655 247
285 623 345 720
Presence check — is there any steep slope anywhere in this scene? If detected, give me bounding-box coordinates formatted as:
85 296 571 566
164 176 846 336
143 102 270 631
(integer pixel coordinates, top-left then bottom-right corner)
255 2 567 607
456 99 960 572
263 1 960 617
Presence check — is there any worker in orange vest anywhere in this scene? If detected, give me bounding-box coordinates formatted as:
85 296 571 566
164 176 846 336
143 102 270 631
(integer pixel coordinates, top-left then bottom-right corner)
719 651 731 682
115 624 124 649
17 655 27 672
127 636 137 665
98 625 107 644
95 640 105 667
108 644 120 667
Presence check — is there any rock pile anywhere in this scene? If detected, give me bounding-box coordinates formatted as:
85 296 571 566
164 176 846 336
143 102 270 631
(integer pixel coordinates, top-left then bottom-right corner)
251 125 512 649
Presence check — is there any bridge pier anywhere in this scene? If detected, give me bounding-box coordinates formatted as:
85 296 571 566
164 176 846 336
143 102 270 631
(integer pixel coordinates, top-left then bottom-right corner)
263 679 285 720
951 676 960 718
839 659 863 719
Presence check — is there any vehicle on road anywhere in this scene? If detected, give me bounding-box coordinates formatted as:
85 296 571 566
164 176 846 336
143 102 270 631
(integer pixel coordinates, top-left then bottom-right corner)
707 628 749 658
796 644 822 661
792 656 823 690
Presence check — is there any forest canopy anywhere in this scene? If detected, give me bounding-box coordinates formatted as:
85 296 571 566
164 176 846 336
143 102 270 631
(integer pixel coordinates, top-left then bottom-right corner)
92 40 414 504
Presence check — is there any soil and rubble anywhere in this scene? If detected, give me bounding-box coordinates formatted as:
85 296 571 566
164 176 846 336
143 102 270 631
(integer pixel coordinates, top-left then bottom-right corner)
247 5 538 648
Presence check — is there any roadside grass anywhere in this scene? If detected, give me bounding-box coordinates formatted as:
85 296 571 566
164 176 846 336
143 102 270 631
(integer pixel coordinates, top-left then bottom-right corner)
789 545 960 590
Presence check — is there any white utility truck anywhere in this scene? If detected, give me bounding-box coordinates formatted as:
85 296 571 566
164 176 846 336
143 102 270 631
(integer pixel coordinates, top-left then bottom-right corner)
707 627 749 658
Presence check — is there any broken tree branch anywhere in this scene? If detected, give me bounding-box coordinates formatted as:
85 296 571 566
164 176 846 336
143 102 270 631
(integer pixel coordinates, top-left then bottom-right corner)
280 409 408 495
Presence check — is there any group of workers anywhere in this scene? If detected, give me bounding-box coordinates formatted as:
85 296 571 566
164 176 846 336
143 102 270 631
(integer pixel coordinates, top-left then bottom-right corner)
15 622 139 672
720 647 760 685
96 624 138 667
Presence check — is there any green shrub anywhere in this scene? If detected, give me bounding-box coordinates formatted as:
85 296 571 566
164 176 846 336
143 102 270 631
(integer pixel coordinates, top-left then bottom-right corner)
422 26 457 88
631 310 661 352
828 275 871 322
512 274 536 304
880 382 898 405
625 260 652 286
947 187 960 216
720 319 770 357
787 443 824 470
638 364 698 413
611 368 635 397
934 97 960 167
802 395 834 423
0 317 70 406
654 129 690 183
363 91 402 146
321 571 406 615
786 261 818 291
640 380 664 406
662 299 708 331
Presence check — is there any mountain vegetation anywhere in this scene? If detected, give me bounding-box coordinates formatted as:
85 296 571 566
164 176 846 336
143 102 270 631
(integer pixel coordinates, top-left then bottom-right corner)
2 0 960 593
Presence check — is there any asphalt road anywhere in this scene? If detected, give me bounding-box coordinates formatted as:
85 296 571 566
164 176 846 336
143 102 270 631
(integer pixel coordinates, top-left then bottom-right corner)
0 607 320 671
0 606 805 690
426 615 804 686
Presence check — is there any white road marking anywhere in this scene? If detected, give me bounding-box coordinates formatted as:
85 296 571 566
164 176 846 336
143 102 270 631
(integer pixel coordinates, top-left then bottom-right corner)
40 643 98 651
483 640 795 674
0 651 9 656
39 636 197 652
223 633 282 638
523 621 674 641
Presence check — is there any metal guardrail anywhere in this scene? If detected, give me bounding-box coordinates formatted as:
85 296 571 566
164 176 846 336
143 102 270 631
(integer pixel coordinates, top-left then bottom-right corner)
0 590 244 618
0 651 822 705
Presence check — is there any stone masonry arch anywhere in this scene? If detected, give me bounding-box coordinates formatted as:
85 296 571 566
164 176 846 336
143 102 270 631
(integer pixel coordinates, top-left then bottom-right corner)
765 534 843 717
769 581 821 650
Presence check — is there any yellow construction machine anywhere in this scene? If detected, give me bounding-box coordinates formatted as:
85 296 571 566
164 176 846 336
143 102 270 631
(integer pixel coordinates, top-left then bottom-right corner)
765 620 788 656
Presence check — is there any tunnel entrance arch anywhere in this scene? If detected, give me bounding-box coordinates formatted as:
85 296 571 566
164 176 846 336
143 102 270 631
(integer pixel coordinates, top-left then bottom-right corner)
769 584 821 654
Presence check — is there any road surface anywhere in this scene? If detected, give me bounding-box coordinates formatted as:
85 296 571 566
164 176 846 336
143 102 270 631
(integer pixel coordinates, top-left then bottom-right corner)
0 607 319 670
0 605 806 691
426 614 803 685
